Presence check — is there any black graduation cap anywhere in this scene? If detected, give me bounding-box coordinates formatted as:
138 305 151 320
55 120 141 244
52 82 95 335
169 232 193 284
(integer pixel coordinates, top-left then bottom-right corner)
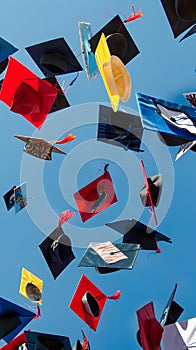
0 37 18 74
78 242 140 274
25 331 72 350
73 329 90 350
43 77 70 113
97 105 143 152
25 38 83 78
106 218 172 251
39 226 75 279
160 0 196 39
89 15 140 65
160 283 184 326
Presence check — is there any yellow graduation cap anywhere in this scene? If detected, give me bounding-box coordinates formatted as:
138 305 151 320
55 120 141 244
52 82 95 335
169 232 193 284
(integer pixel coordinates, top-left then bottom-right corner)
19 268 43 305
95 33 131 112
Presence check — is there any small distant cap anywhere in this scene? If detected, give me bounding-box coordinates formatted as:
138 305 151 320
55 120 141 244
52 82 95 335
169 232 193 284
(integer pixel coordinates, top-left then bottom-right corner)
140 174 163 207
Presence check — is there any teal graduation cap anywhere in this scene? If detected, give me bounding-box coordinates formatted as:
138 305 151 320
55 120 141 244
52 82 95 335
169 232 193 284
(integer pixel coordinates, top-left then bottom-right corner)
0 37 18 74
0 297 36 343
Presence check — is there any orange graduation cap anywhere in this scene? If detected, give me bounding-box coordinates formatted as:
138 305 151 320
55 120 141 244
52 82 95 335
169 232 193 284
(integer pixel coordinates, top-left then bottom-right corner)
69 274 120 331
73 164 118 223
0 57 57 129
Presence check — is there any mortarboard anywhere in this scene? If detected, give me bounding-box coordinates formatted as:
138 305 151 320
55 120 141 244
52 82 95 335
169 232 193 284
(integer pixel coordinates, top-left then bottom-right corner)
0 57 57 129
25 37 83 78
39 226 75 280
139 160 162 225
78 241 140 274
175 140 196 161
0 37 18 74
89 15 139 65
95 33 131 112
97 104 143 152
73 329 90 350
73 164 118 223
136 92 196 145
3 183 27 214
19 268 43 305
106 218 172 251
160 0 196 39
163 317 196 350
25 330 72 350
78 22 99 80
14 135 68 160
43 77 70 113
0 297 36 343
160 284 184 326
136 302 164 350
69 274 120 331
0 332 27 350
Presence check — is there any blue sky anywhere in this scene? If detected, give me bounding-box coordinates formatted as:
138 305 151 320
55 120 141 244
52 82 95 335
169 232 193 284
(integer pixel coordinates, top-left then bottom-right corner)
0 0 195 349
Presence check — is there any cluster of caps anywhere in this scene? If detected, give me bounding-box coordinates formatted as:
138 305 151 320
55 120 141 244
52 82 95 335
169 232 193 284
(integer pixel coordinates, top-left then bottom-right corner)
0 1 195 350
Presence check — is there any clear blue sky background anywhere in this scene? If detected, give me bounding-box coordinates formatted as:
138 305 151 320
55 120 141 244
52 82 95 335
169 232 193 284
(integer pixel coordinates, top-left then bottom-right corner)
0 1 195 349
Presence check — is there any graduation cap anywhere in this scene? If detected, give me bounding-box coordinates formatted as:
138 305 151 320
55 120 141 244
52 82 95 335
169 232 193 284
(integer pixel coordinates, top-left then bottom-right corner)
14 134 72 160
136 302 164 350
69 274 120 331
0 297 36 343
25 330 72 350
78 22 99 80
89 15 139 65
73 330 90 350
74 164 118 223
43 77 70 113
175 140 196 161
0 332 27 350
19 268 43 305
25 37 83 78
139 160 162 225
78 241 140 274
3 182 27 214
95 33 131 112
160 284 184 326
136 92 196 145
0 57 57 129
163 317 196 350
39 226 75 279
160 0 196 39
0 37 18 74
106 218 172 252
97 104 143 152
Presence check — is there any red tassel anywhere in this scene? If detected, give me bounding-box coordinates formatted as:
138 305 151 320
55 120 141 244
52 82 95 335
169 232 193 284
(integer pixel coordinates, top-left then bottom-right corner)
156 246 161 254
82 338 89 350
56 133 76 144
107 290 121 300
58 209 76 227
124 5 142 23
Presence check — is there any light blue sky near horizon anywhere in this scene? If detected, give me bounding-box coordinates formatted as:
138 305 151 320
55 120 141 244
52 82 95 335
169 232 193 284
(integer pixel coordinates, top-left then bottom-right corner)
0 1 195 349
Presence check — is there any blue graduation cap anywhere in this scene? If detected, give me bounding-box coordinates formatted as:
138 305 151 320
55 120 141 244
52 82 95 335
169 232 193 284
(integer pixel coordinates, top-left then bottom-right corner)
0 37 18 74
0 297 36 343
78 22 99 80
136 92 196 145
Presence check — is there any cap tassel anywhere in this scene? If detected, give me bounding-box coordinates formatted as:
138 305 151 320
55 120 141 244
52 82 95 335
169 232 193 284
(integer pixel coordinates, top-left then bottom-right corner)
156 245 161 254
82 338 89 350
33 305 41 320
107 290 121 300
56 133 76 144
58 209 76 227
124 5 143 23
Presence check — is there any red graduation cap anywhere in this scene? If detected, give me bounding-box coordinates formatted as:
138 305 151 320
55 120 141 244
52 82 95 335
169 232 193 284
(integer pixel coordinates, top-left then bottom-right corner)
73 164 117 223
0 57 57 129
0 332 27 350
69 274 120 331
136 302 164 350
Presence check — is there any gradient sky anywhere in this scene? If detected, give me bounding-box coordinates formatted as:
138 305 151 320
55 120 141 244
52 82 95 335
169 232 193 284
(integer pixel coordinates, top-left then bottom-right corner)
0 1 195 349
